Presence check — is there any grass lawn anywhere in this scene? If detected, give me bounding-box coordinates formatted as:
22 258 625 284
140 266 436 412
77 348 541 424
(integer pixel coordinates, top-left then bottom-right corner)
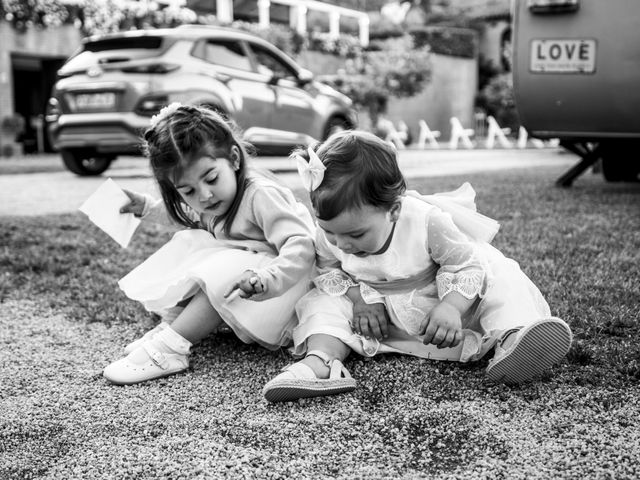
1 166 639 479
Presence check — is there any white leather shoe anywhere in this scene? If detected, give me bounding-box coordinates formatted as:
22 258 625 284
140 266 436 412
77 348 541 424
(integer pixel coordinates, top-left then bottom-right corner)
104 342 189 385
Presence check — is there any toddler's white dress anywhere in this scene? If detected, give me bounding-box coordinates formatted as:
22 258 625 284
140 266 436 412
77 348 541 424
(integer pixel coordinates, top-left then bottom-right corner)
119 174 316 350
292 183 551 362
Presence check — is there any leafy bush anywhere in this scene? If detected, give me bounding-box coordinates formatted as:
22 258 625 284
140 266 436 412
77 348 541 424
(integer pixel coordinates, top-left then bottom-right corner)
319 35 431 125
0 0 199 35
232 20 305 57
1 0 69 31
476 73 520 133
410 26 478 59
307 31 363 58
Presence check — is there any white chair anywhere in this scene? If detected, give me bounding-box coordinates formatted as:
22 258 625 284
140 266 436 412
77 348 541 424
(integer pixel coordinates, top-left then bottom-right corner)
517 126 528 149
448 117 475 149
485 115 513 149
384 120 407 150
417 120 441 148
518 126 546 148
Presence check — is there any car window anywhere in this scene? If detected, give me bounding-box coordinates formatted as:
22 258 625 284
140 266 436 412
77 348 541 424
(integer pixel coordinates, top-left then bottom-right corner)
248 44 297 80
63 36 166 70
192 40 252 71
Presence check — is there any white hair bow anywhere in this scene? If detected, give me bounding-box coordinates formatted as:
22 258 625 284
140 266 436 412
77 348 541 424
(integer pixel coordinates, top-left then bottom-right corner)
150 102 182 128
295 147 326 192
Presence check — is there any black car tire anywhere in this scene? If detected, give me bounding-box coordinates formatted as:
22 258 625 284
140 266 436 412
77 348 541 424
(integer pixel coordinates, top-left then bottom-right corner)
600 141 640 182
61 149 113 176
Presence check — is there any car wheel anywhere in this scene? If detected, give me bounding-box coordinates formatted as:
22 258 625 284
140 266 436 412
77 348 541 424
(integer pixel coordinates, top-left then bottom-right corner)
600 141 640 182
323 117 351 140
61 149 113 176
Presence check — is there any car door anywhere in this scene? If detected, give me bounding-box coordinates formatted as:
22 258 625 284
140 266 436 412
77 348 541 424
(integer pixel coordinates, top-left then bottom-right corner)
246 42 317 136
193 38 275 130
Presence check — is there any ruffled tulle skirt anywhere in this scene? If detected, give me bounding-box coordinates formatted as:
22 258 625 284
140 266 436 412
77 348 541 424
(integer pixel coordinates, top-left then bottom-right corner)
119 229 310 350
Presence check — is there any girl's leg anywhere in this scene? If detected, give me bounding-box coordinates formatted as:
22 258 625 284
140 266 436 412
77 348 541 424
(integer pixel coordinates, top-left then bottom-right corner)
263 333 356 403
169 290 223 344
104 290 222 385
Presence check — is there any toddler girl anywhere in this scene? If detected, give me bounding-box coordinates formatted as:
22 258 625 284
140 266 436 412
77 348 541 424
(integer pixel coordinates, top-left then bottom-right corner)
263 130 572 402
103 103 316 385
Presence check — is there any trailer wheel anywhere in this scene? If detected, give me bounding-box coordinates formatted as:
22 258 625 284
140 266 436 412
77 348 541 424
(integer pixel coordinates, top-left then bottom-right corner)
600 141 640 182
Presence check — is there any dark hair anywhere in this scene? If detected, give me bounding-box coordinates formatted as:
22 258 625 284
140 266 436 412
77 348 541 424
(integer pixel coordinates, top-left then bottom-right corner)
293 130 406 221
143 105 253 235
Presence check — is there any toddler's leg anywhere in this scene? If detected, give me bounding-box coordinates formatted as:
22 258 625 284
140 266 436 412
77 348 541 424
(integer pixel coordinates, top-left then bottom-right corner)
263 333 356 403
104 290 223 385
459 252 573 383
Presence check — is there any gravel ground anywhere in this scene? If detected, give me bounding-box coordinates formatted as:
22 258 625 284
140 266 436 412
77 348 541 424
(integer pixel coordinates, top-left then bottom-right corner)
1 163 638 479
2 299 639 479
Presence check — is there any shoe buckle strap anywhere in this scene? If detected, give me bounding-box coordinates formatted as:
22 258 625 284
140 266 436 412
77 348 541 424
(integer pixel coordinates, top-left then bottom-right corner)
141 344 169 370
306 349 332 367
306 350 352 380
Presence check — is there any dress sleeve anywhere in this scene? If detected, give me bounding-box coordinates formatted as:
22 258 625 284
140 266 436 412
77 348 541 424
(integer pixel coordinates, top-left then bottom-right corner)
248 186 316 298
428 209 488 300
312 228 358 296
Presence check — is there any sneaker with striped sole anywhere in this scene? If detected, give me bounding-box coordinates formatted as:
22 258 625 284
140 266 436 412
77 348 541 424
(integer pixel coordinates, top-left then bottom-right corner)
486 317 572 385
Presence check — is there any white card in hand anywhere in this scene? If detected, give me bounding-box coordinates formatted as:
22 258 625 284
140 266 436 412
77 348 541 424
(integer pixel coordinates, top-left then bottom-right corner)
78 178 141 248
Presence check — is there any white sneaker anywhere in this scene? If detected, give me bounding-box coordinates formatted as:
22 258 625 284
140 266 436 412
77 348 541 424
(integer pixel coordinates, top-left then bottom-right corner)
486 317 572 384
124 322 169 355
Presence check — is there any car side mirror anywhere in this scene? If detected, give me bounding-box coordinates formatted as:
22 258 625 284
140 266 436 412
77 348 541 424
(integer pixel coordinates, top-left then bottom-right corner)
269 72 283 85
297 68 314 85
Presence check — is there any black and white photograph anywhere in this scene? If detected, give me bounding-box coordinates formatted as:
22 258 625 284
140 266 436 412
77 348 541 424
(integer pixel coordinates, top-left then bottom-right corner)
1 0 638 478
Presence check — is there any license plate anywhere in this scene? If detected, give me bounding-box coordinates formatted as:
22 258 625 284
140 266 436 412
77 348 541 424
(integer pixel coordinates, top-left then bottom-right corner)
74 92 116 111
530 39 596 73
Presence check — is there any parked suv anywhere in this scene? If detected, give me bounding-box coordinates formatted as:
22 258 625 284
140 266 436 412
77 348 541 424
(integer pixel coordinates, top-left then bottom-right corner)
47 25 357 175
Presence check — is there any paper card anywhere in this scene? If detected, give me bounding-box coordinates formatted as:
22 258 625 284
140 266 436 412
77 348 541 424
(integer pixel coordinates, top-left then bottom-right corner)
78 178 141 248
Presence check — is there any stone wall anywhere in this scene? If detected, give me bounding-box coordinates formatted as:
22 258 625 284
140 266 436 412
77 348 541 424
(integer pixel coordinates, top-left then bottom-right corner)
297 50 478 143
386 53 478 142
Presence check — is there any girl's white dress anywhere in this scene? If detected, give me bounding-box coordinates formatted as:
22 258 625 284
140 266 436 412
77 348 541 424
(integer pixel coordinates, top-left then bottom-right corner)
292 184 551 362
118 174 316 350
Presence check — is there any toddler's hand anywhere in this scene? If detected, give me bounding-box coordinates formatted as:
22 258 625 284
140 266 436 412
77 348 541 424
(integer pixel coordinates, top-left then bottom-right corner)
223 270 264 300
120 189 146 217
421 302 463 349
352 300 389 341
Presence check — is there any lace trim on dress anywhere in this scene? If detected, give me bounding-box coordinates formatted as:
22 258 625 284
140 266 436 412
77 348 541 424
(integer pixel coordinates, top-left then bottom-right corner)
436 270 484 300
359 283 385 304
314 269 358 296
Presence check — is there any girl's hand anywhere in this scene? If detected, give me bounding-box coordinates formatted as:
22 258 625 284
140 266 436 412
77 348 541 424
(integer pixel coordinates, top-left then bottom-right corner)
352 300 390 341
120 189 146 217
421 302 463 349
223 270 264 300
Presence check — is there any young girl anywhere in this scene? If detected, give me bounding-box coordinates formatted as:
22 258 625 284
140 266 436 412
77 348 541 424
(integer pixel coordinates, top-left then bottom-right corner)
103 103 316 385
263 130 573 402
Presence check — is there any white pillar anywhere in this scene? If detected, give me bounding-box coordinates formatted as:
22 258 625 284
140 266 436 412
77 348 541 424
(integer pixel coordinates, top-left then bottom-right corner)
358 15 369 47
329 11 340 39
293 4 308 36
216 0 233 23
258 0 270 29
